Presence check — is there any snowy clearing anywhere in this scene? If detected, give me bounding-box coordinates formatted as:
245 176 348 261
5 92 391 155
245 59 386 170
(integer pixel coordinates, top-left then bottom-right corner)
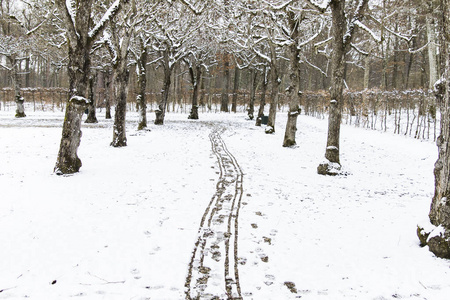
0 110 449 300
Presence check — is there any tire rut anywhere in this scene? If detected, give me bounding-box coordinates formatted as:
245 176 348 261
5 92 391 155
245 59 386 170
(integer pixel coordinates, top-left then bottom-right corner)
185 127 244 300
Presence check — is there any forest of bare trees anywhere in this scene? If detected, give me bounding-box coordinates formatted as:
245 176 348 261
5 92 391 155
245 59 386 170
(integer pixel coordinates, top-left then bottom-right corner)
2 0 450 258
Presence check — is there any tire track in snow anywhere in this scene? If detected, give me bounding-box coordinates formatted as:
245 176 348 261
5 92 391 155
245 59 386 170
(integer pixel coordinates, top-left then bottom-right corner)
185 127 244 299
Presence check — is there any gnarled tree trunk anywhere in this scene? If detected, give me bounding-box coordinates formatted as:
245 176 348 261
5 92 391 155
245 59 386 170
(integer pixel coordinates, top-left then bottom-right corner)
54 44 91 175
417 0 450 259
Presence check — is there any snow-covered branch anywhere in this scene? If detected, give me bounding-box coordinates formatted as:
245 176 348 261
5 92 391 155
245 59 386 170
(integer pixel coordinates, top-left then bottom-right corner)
303 57 328 77
355 20 381 43
89 0 123 39
304 0 331 13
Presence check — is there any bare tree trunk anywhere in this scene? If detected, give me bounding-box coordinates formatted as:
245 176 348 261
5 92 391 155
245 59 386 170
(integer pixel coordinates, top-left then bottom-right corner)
155 53 172 125
105 69 112 119
137 42 148 130
54 43 91 174
265 43 280 134
256 66 268 126
317 0 368 175
248 68 257 120
221 54 230 112
85 73 98 123
188 63 201 120
426 8 439 89
417 0 450 259
283 10 302 147
232 65 240 113
9 56 26 118
111 64 129 147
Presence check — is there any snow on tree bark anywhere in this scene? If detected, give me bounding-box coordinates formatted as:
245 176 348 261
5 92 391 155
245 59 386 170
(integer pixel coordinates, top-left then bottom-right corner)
54 95 89 175
318 0 368 175
418 0 450 258
283 10 302 147
53 0 126 174
136 45 148 130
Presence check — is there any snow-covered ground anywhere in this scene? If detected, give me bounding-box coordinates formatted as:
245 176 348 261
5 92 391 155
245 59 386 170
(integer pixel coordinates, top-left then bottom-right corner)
0 109 449 300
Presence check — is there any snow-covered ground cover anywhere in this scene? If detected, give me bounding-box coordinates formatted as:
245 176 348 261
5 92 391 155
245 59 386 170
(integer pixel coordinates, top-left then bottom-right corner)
0 110 449 299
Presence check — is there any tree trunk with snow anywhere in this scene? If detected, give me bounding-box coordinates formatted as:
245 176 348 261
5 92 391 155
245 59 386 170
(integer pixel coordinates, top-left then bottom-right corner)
155 53 173 125
9 56 26 118
283 11 302 147
317 0 368 175
232 66 240 113
136 42 148 130
54 0 125 175
111 63 129 147
85 74 98 124
256 66 268 126
248 68 257 120
187 63 201 120
417 0 450 259
54 44 91 174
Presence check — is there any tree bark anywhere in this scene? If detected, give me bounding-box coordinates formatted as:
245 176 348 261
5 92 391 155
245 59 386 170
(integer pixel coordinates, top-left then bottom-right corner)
105 69 112 119
187 63 201 120
426 10 439 89
417 0 450 259
221 54 230 112
265 45 280 134
283 10 302 147
54 0 125 174
54 43 91 174
256 66 268 126
85 73 98 123
155 52 172 125
317 0 368 175
9 56 26 118
232 65 240 113
136 42 148 130
248 68 257 120
111 64 129 147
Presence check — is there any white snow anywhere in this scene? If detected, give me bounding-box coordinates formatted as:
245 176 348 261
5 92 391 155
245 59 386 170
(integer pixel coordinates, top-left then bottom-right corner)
1 109 450 299
88 0 121 38
427 225 446 243
69 95 90 104
354 20 381 43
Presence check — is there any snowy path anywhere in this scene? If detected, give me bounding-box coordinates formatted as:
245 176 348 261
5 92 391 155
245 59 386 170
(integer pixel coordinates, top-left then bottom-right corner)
185 127 244 299
1 111 450 300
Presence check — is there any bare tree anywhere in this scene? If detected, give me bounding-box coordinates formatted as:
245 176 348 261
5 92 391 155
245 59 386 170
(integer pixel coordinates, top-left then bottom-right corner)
53 0 127 175
313 0 369 175
417 0 450 259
